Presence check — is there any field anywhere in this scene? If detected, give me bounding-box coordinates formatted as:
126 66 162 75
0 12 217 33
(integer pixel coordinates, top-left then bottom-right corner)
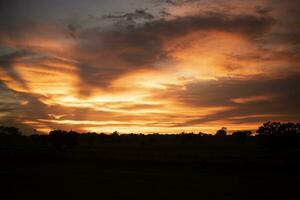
1 134 300 199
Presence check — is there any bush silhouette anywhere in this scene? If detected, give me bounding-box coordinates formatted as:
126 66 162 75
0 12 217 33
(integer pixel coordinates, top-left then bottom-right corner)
0 126 21 136
232 130 252 138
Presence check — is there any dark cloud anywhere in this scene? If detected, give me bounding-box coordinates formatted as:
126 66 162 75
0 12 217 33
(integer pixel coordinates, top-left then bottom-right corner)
159 8 171 17
0 6 275 97
154 0 200 6
263 0 300 46
0 50 34 90
67 23 77 39
0 81 44 134
165 75 300 126
255 6 273 15
103 9 154 22
0 50 78 91
140 13 274 39
74 13 274 95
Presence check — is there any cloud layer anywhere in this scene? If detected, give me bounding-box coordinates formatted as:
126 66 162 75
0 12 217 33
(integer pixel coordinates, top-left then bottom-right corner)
0 0 299 134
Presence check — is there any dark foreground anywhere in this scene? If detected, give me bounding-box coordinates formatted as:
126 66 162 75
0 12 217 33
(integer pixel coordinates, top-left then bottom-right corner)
2 160 300 200
1 133 300 200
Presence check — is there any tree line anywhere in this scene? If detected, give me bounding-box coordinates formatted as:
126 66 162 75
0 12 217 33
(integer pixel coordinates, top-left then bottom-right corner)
1 121 300 150
1 121 300 137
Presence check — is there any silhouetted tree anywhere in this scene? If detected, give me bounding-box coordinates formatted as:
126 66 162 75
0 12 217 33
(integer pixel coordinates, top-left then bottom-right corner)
112 131 119 136
257 122 300 149
215 127 227 137
257 122 300 136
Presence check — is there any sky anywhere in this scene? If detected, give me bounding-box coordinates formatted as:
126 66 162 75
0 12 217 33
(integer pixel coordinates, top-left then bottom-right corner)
0 0 300 134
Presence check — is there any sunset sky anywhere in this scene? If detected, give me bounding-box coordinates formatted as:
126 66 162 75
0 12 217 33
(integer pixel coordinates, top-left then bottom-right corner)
0 0 300 134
